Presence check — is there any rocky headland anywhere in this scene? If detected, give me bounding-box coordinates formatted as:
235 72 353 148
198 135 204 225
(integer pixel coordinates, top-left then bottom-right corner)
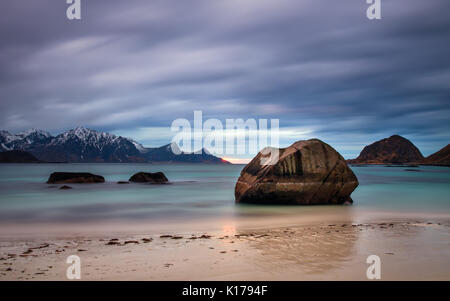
347 135 424 165
421 144 450 167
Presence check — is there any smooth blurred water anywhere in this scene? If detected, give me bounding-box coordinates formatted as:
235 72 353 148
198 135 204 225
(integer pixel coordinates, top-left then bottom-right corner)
0 164 449 224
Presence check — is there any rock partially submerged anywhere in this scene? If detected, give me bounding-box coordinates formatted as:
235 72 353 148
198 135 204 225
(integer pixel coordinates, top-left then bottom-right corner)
47 172 105 184
129 172 168 183
59 185 73 190
235 139 358 205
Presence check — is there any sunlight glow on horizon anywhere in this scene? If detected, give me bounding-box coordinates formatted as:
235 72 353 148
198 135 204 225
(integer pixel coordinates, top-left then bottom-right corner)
221 157 251 164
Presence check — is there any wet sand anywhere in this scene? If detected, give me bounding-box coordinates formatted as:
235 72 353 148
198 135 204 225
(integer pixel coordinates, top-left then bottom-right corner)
1 218 449 280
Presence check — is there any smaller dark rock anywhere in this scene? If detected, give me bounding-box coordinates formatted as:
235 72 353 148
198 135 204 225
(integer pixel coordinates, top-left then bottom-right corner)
199 234 212 239
59 185 72 190
105 241 121 246
123 240 139 245
29 244 49 250
129 172 168 183
47 172 105 184
117 181 130 184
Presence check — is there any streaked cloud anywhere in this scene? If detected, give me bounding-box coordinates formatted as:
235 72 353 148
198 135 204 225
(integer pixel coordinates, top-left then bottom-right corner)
0 0 449 158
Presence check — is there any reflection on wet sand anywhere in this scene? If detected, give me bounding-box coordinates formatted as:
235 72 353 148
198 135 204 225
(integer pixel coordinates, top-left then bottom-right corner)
236 224 359 274
228 208 358 274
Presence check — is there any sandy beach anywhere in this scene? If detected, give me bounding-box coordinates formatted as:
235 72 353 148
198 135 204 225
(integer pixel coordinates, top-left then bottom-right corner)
1 215 449 281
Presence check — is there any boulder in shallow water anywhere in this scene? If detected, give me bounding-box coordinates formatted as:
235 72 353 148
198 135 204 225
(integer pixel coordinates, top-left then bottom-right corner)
235 139 358 205
47 172 105 184
129 172 168 183
59 185 73 190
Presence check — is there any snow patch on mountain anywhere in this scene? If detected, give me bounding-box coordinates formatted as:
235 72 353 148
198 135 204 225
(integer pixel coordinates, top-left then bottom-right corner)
130 140 146 153
16 128 52 139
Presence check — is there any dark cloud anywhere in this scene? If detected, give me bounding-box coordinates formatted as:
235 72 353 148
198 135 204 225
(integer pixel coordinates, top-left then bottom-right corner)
0 0 449 158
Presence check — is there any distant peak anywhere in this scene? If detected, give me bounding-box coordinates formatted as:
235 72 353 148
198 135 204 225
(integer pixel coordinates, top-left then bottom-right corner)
72 126 91 133
18 128 52 138
349 134 423 164
0 130 12 136
67 127 110 138
388 134 405 139
168 142 181 154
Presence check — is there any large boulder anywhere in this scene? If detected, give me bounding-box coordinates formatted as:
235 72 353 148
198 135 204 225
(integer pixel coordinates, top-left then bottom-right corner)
235 139 358 205
129 172 168 183
47 172 105 184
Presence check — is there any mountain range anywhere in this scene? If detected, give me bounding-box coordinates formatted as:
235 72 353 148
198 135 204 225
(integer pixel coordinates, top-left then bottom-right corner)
1 129 448 166
0 127 229 164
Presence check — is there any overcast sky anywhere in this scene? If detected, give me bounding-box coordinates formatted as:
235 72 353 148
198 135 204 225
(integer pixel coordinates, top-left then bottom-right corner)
0 0 449 159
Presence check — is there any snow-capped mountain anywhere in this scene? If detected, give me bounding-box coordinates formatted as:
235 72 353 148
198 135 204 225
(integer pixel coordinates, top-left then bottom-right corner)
0 127 145 162
17 128 52 140
32 127 146 163
0 127 228 163
1 130 18 147
1 129 52 151
49 127 143 151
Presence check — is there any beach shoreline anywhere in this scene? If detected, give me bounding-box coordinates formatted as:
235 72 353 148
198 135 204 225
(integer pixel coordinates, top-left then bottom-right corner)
1 216 449 281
